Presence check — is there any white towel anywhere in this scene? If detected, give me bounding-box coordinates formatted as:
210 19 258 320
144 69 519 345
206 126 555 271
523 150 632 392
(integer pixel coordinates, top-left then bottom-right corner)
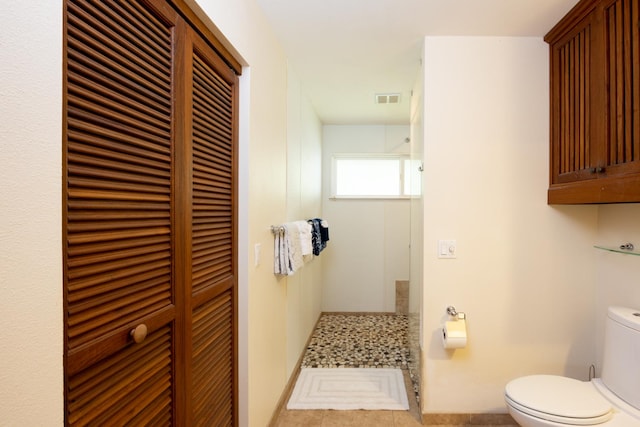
273 227 289 275
273 221 316 275
295 220 313 256
286 222 304 274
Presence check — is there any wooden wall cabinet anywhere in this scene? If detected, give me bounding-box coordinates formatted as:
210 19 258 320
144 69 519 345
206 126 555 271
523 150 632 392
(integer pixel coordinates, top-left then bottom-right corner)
546 0 640 203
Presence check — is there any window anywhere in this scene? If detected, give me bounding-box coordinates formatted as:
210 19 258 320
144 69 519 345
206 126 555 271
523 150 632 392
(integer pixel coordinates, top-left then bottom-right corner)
331 154 421 199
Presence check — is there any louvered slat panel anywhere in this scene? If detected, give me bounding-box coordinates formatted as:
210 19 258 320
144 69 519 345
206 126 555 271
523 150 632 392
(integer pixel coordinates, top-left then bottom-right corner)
93 370 171 426
191 51 234 294
91 1 172 67
192 290 234 426
66 0 173 351
67 327 173 426
67 50 170 114
68 131 170 163
69 83 170 130
127 393 173 426
189 38 236 425
193 59 233 125
192 134 233 169
67 2 171 93
68 274 168 316
136 404 172 427
192 133 232 164
556 24 591 178
65 0 177 424
605 0 639 166
67 233 169 257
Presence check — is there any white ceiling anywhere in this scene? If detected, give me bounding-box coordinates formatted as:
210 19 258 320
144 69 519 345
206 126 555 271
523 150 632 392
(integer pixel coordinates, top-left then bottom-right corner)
254 0 580 125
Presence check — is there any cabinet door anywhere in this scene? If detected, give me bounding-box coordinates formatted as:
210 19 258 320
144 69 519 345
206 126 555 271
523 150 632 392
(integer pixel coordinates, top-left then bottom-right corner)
64 1 238 425
184 28 238 426
549 13 596 184
64 0 180 424
547 0 640 203
600 0 640 177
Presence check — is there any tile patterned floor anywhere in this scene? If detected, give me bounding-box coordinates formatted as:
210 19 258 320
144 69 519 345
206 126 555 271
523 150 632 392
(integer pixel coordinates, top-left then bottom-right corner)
274 313 519 427
301 313 410 369
275 314 422 426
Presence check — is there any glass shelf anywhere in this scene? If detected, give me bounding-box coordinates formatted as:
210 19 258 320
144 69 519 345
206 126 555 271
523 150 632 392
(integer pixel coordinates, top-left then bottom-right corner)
594 245 640 256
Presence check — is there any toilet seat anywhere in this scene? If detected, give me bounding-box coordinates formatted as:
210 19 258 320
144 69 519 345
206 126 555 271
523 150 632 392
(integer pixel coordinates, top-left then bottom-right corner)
505 375 614 425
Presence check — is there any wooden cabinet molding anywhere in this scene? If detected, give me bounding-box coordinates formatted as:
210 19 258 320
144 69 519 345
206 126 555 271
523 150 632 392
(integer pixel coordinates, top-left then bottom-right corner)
546 0 640 203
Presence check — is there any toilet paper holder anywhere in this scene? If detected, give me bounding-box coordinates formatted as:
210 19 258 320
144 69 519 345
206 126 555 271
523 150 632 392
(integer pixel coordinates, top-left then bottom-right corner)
446 305 466 320
443 306 468 349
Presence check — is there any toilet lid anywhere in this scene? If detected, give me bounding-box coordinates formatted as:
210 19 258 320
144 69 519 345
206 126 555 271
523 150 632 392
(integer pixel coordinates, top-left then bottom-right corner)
505 375 613 425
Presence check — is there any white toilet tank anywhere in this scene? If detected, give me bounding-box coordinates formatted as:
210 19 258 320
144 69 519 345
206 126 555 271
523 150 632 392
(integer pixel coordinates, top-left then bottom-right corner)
601 306 640 410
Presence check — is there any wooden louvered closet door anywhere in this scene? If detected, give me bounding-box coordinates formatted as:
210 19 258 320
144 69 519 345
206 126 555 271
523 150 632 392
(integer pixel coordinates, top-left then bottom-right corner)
184 23 238 426
63 0 238 425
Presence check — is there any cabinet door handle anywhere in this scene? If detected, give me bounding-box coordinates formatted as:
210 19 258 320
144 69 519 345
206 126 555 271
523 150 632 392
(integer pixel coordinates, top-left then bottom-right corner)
596 167 605 173
130 324 148 344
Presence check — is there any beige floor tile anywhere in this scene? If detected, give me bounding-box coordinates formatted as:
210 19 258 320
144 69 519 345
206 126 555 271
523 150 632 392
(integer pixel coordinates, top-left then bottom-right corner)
422 413 469 425
273 409 324 427
321 410 395 427
392 410 423 426
469 413 517 425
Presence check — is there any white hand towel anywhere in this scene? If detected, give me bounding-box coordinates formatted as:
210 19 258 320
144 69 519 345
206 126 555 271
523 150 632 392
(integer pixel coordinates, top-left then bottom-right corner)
274 227 288 275
295 220 313 256
286 222 304 274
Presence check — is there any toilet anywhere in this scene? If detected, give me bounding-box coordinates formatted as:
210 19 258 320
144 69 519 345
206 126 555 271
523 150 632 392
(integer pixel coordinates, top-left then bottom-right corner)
505 306 640 426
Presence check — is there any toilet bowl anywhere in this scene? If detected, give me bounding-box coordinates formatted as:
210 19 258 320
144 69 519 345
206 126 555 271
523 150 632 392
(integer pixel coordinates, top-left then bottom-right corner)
505 307 640 426
505 375 606 426
505 375 640 426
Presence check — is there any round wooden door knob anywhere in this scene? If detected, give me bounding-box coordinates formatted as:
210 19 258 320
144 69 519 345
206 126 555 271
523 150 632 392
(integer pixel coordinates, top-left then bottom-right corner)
130 324 148 344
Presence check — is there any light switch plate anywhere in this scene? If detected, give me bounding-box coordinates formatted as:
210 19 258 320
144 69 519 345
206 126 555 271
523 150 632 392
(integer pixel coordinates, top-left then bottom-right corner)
438 240 457 258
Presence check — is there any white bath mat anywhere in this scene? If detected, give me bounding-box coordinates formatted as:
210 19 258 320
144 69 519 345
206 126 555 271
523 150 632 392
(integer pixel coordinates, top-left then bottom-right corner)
287 368 409 410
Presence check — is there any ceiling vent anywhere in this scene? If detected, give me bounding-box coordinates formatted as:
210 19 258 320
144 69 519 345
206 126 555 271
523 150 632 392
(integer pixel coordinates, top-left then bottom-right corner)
375 93 401 104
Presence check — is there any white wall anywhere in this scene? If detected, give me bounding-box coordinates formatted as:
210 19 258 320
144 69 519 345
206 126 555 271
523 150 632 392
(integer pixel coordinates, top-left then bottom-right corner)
594 204 640 371
420 37 599 413
285 63 324 377
321 125 411 312
0 3 63 425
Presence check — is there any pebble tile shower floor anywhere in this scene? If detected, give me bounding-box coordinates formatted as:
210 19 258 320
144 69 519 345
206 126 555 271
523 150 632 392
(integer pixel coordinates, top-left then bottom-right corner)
301 313 410 369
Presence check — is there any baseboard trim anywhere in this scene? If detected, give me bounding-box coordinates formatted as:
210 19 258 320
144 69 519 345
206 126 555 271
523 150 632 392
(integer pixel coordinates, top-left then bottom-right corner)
421 412 517 425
